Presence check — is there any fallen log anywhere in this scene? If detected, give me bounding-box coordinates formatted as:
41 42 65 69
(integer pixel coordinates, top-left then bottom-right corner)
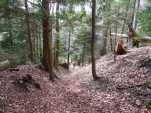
0 60 10 71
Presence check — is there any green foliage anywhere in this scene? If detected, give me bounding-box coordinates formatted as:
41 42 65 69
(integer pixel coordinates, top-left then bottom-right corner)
0 47 26 64
72 25 91 62
0 0 150 66
0 0 8 8
138 6 151 35
0 0 27 65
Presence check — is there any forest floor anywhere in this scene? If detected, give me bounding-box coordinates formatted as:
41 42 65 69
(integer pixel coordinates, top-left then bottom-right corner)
0 46 151 113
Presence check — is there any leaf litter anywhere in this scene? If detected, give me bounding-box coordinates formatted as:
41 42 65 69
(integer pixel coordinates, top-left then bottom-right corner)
0 46 151 113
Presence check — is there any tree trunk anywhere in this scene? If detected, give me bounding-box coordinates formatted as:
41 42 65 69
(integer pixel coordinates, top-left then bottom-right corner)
67 30 71 69
35 23 39 62
109 27 113 51
82 44 86 66
114 7 120 62
42 0 55 80
91 0 99 80
131 0 137 29
32 22 36 62
101 24 109 55
24 0 34 63
121 0 130 34
114 23 118 62
36 24 39 61
133 0 140 29
39 26 42 59
55 2 60 67
8 26 13 48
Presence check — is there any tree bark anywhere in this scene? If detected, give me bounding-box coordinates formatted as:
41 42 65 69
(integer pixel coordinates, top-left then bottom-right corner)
82 44 86 66
39 26 42 59
35 23 39 62
101 24 109 55
114 7 120 62
109 27 113 51
55 2 60 67
36 24 39 60
91 0 99 80
42 0 54 80
114 24 118 62
24 0 34 62
31 22 36 62
133 0 140 29
121 0 130 34
131 0 137 29
67 30 71 69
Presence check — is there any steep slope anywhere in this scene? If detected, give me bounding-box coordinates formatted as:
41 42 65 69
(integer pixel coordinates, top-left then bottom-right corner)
63 46 151 112
0 46 151 113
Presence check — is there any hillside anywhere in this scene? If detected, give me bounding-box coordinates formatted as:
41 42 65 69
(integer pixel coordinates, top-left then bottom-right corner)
0 46 151 113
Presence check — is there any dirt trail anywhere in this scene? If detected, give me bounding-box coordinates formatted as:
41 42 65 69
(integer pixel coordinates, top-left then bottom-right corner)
0 46 151 113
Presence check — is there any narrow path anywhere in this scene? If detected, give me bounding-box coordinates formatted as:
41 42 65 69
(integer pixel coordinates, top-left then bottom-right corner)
1 47 151 113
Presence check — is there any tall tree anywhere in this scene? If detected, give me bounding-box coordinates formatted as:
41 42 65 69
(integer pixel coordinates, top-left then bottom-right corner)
131 0 137 29
133 0 140 29
24 0 34 62
42 0 55 80
67 29 71 69
91 0 99 80
121 0 130 34
55 1 60 67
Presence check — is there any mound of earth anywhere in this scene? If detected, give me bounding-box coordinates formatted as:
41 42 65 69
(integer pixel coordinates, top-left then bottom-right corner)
63 46 151 112
0 46 151 113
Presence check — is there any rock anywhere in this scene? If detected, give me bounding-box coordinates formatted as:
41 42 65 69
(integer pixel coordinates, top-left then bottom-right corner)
135 100 141 106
